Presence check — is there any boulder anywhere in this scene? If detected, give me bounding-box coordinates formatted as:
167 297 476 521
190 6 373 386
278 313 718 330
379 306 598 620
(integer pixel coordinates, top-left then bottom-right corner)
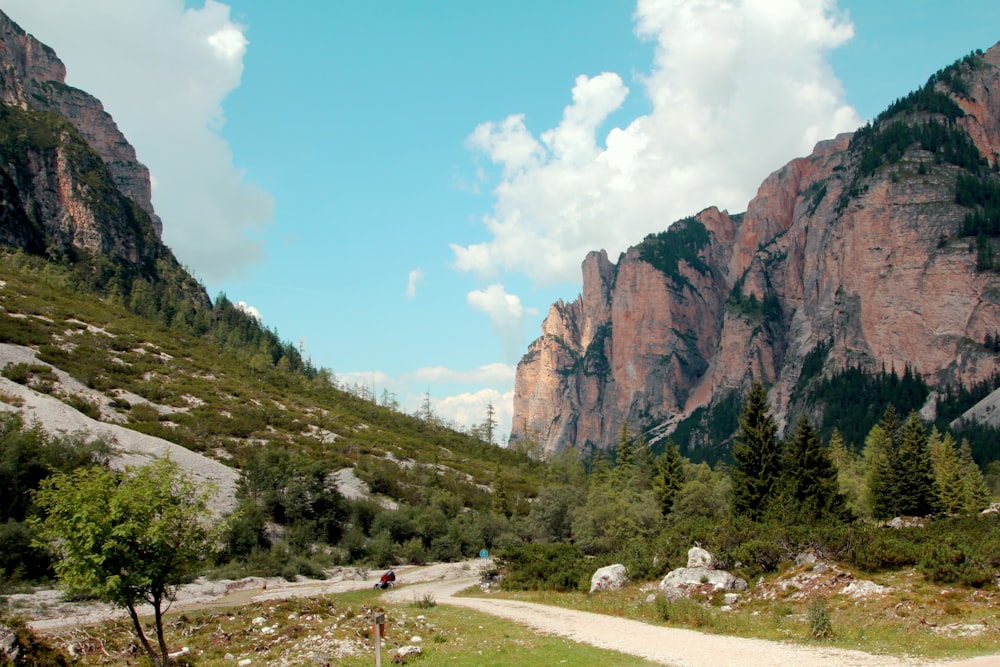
658 567 748 601
687 546 714 568
590 563 628 592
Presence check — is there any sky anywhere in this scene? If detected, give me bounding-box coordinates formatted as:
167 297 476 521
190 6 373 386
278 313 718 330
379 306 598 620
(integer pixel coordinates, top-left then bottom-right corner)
3 0 1000 441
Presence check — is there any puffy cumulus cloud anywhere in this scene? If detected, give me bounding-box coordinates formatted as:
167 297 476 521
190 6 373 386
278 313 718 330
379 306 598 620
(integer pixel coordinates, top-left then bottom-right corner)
435 387 515 443
467 285 538 361
235 300 261 321
2 0 273 283
454 0 860 287
405 268 424 298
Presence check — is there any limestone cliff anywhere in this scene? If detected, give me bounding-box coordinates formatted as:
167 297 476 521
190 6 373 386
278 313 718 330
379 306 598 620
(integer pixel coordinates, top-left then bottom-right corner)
513 45 1000 458
0 10 163 256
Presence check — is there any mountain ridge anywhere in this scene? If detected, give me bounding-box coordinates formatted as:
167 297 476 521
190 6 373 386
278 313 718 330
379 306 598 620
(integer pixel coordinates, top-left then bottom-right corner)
512 43 1000 459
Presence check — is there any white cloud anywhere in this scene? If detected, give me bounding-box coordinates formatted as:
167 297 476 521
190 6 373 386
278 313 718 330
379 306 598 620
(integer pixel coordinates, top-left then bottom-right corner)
2 0 273 283
337 364 516 435
454 0 860 287
436 387 514 443
235 300 261 321
410 363 516 386
405 269 424 298
467 285 538 361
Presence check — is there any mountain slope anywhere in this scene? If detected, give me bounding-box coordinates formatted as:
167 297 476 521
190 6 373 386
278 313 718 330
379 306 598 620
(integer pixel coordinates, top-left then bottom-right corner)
512 44 1000 459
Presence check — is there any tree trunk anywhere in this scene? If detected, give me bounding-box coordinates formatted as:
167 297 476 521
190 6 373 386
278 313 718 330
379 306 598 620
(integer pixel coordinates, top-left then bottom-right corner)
126 603 163 667
154 593 171 667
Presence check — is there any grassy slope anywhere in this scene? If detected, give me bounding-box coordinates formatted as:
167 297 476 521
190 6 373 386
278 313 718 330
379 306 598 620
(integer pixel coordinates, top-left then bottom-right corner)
0 253 547 512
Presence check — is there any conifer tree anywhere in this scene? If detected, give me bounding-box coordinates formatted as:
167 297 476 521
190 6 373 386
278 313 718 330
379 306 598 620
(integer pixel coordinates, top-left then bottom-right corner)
929 428 965 513
867 405 902 519
894 411 941 516
615 418 635 467
653 440 685 516
871 410 940 518
731 380 782 520
776 414 851 524
958 438 990 512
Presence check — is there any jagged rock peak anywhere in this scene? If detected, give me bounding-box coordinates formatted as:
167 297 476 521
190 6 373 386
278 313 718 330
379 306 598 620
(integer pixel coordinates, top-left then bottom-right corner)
0 10 162 237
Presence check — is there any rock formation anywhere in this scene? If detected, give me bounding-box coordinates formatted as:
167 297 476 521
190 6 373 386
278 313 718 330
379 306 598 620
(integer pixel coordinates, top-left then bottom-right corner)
0 10 164 260
513 44 1000 458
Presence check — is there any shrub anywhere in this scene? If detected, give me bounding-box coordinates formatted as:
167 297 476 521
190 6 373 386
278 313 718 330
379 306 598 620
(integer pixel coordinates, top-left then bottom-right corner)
495 542 590 592
845 528 920 572
728 538 784 578
808 598 834 638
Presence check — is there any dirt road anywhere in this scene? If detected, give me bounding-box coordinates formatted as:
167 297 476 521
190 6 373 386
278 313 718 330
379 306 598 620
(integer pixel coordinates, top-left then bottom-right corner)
16 560 1000 667
382 576 1000 667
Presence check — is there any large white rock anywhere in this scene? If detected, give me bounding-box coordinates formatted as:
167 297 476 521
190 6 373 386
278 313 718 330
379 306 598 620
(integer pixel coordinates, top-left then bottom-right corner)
687 546 714 568
590 564 628 593
658 567 747 601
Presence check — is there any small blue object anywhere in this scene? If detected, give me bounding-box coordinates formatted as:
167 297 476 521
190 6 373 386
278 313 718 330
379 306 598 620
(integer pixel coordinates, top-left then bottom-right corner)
479 549 489 558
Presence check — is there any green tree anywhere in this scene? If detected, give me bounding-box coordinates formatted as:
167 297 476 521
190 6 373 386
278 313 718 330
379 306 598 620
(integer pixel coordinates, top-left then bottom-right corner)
929 428 965 513
957 438 990 512
32 458 213 667
775 414 852 524
870 410 940 518
731 380 782 520
615 418 635 467
652 440 685 516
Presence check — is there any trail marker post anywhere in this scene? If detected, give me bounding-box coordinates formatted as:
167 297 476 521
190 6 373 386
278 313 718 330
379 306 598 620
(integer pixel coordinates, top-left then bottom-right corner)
374 612 385 667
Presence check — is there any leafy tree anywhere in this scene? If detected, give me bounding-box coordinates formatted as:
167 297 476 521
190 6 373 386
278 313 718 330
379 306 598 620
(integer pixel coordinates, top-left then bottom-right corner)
731 380 782 520
526 484 579 542
32 458 213 667
652 440 686 516
670 461 730 521
775 414 852 524
828 428 867 517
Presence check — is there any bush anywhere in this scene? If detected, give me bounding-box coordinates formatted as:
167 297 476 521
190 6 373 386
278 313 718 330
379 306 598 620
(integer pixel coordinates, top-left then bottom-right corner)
495 543 590 592
728 538 784 578
845 528 920 572
808 598 834 638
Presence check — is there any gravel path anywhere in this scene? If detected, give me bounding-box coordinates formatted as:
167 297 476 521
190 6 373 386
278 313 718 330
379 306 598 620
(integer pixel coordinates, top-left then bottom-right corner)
382 577 1000 667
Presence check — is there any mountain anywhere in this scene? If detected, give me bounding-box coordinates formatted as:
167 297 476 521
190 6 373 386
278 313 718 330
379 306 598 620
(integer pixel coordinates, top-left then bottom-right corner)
512 43 1000 461
0 10 545 539
0 11 207 313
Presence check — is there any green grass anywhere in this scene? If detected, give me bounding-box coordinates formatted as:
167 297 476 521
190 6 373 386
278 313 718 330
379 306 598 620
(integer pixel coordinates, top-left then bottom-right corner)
38 588 660 666
465 565 1000 661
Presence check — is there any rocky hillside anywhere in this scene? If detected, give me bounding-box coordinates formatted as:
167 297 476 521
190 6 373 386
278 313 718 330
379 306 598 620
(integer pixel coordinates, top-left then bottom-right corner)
512 44 1000 459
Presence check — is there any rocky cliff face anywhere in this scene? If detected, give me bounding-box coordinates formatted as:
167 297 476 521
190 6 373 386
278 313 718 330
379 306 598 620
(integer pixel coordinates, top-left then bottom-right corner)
513 44 1000 458
0 10 162 247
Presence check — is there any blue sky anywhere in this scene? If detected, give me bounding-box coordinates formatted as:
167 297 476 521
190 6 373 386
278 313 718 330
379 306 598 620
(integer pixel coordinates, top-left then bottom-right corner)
3 0 1000 439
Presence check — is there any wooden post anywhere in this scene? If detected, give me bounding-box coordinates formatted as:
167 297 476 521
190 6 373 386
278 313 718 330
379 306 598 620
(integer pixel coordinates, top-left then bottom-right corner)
374 612 385 667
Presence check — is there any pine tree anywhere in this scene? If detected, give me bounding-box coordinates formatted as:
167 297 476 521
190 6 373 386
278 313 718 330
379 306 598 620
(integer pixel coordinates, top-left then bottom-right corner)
776 414 851 524
731 380 782 520
867 405 904 519
929 428 965 513
958 438 990 512
653 440 686 516
882 411 941 517
615 418 635 467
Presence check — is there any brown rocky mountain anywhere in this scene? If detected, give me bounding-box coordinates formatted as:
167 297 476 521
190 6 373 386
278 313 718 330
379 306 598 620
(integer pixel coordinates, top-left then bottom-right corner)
512 43 1000 459
0 10 206 306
